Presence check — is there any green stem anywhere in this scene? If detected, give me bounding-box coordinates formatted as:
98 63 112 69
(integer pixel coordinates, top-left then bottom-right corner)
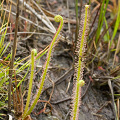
23 49 37 118
77 5 89 82
71 5 90 120
23 15 63 119
72 80 85 120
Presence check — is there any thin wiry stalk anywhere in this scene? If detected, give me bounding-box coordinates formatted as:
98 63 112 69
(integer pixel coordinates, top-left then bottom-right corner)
8 0 19 111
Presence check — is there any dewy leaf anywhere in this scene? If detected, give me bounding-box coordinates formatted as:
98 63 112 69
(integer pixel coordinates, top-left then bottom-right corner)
23 15 63 119
23 49 37 118
71 5 90 120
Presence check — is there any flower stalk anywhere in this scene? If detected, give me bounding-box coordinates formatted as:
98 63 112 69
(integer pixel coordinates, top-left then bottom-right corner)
71 5 90 120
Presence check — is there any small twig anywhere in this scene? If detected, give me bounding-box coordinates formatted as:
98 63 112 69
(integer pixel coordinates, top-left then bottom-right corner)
108 79 118 119
13 71 20 113
0 31 53 37
51 97 71 105
32 0 56 32
117 99 119 119
51 80 91 105
65 110 70 120
4 9 51 33
95 101 111 114
67 0 70 33
79 0 83 23
43 74 54 114
42 67 74 93
33 100 52 115
92 113 103 117
89 5 100 35
45 0 52 11
8 0 19 111
11 84 16 112
4 9 71 42
19 0 56 32
20 85 23 114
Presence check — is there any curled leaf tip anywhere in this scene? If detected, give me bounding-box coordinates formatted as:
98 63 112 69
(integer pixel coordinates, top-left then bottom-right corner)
78 80 85 87
54 15 63 23
32 49 37 56
85 5 90 8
